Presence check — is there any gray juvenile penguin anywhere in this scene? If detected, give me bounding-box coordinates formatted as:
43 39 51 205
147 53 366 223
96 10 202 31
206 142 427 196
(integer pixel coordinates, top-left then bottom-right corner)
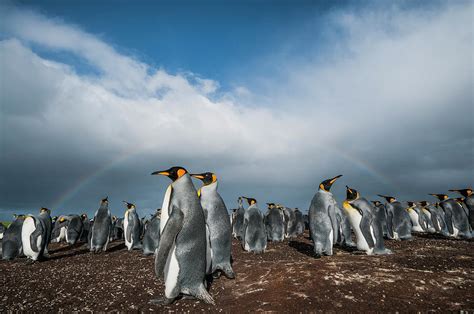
371 201 388 237
241 197 267 253
143 210 161 256
344 187 392 255
418 201 449 236
151 166 214 305
38 208 52 257
308 175 342 257
232 197 245 240
264 203 285 242
2 215 26 260
192 172 235 279
294 208 305 236
123 201 143 251
90 197 112 252
80 213 91 242
21 213 47 261
378 195 412 240
430 193 472 238
449 188 473 230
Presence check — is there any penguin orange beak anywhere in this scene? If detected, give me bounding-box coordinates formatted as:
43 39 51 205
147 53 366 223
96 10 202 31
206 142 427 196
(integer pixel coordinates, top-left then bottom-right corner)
191 174 205 180
151 170 170 176
329 174 343 184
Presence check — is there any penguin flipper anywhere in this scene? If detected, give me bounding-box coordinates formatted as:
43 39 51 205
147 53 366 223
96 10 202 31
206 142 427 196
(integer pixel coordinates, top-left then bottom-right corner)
30 218 44 253
356 209 375 249
443 206 454 235
386 210 395 239
155 206 184 278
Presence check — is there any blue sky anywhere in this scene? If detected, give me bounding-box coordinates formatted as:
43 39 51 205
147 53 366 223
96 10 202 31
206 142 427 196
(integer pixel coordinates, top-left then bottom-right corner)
0 0 472 220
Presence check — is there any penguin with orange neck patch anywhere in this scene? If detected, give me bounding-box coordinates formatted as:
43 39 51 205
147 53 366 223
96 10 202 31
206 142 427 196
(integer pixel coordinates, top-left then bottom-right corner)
378 194 412 240
429 193 472 238
308 175 342 257
343 186 391 255
241 197 267 253
191 172 235 279
151 166 214 305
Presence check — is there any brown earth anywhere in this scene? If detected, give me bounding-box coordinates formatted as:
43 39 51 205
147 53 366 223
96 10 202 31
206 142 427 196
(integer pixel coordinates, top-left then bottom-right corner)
1 233 473 312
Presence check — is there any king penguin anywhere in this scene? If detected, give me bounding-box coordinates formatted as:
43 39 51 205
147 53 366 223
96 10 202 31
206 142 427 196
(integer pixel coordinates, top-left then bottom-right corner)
308 175 342 257
406 201 425 232
90 197 112 252
2 214 26 260
192 172 235 279
378 195 412 240
123 201 143 251
241 197 267 253
21 212 47 262
429 193 472 239
343 187 392 255
80 213 91 242
264 203 285 242
151 166 214 305
449 188 474 230
232 197 245 240
66 215 84 245
371 201 388 237
143 210 161 256
38 208 52 257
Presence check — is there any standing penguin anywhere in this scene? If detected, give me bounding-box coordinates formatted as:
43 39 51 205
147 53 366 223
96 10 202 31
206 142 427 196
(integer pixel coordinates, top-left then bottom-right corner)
449 188 473 230
406 202 425 232
66 215 84 245
51 216 68 243
80 214 91 242
419 201 450 236
294 208 305 236
334 204 356 247
90 197 112 252
2 215 26 260
308 175 342 257
232 197 245 240
264 203 285 242
123 201 143 251
429 193 472 238
371 201 388 237
241 197 267 254
343 186 391 255
192 172 235 279
38 208 52 257
143 210 161 256
151 166 214 305
378 195 412 240
21 213 47 261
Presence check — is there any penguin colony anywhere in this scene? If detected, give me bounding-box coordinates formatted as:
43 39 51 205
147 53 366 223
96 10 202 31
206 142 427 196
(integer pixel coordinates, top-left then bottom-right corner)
0 168 472 305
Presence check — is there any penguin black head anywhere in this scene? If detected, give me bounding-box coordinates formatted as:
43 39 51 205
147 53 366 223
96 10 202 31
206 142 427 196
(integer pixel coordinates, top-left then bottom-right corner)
101 197 109 205
377 194 396 203
419 201 429 207
122 201 135 209
454 197 465 204
40 207 51 214
406 201 416 209
319 174 342 192
371 200 381 207
449 188 473 198
59 216 66 223
191 172 217 185
345 186 359 201
242 197 257 205
429 193 448 201
151 166 188 181
81 213 88 220
266 203 275 209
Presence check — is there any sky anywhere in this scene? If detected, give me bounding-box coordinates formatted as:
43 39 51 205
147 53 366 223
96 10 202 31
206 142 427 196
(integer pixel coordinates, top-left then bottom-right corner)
0 0 473 220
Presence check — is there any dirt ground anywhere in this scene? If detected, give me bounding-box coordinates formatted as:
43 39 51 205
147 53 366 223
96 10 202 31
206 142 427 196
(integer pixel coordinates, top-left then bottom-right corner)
1 232 473 312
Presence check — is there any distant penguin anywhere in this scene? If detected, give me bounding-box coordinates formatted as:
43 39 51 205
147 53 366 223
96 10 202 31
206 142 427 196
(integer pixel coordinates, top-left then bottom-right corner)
143 210 161 256
406 202 425 232
51 216 68 243
90 197 112 252
308 175 342 257
420 201 450 236
415 202 436 233
2 215 26 260
21 214 47 261
344 187 391 255
66 215 84 245
123 201 143 251
232 197 245 240
241 197 267 254
378 195 412 240
281 205 297 238
0 223 5 240
192 172 235 279
264 203 285 242
80 214 90 242
449 188 474 230
303 214 309 230
38 208 52 257
294 208 305 236
151 166 214 305
371 201 388 237
430 193 472 238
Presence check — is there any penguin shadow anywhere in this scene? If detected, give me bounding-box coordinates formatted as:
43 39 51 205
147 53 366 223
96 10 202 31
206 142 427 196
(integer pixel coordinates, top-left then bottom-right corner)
50 243 78 254
106 241 126 252
288 240 318 258
414 233 474 242
48 243 90 260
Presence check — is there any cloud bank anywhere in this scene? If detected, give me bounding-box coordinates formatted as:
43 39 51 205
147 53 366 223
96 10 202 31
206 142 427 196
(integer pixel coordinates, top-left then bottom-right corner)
0 2 472 219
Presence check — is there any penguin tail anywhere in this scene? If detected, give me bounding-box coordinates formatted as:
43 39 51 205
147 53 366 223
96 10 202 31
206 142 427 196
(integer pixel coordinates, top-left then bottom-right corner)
196 285 215 305
219 264 236 279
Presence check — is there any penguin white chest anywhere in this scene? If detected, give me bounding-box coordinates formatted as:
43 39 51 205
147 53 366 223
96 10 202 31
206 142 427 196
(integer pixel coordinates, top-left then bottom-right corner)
408 211 424 232
160 185 173 234
124 211 131 249
346 211 370 251
21 217 42 260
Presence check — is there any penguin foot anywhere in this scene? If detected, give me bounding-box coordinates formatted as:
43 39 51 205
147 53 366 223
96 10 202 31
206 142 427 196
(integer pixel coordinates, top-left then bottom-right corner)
149 297 175 305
